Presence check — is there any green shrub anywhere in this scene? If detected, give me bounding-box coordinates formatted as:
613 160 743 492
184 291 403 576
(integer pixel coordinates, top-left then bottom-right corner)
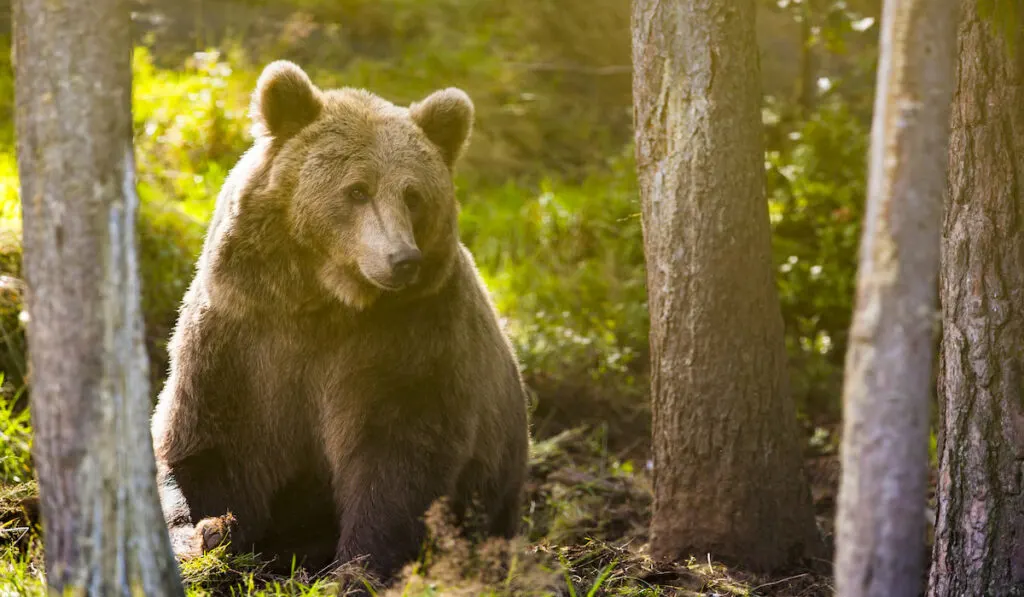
0 142 26 392
132 45 253 216
767 95 868 419
461 147 647 390
0 375 31 485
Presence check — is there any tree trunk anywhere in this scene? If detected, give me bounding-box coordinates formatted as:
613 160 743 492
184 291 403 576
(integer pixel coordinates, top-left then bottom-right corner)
12 0 185 594
832 0 958 595
929 4 1024 595
631 0 822 572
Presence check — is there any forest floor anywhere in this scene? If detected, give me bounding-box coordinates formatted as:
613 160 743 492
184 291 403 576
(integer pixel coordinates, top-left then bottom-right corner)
0 379 851 597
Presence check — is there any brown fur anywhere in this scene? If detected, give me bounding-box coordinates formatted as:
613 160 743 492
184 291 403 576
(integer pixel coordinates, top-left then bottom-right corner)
150 60 531 580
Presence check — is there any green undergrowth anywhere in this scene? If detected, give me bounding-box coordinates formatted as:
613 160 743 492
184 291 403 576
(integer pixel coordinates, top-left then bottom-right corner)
0 427 833 596
0 375 31 485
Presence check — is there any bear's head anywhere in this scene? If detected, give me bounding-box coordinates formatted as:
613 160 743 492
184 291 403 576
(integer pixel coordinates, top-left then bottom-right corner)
249 60 473 310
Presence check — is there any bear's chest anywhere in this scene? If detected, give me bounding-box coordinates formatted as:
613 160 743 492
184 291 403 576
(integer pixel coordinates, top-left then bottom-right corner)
292 319 451 407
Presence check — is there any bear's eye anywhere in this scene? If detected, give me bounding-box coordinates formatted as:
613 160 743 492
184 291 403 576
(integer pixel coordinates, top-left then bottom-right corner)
405 189 424 216
346 184 371 204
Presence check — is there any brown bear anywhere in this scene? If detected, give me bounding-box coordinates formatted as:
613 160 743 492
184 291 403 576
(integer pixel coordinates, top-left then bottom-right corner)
150 60 531 582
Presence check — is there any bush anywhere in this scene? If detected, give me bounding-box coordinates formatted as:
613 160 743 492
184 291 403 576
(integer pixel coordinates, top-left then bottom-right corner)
0 137 25 393
766 95 868 420
0 375 31 485
461 147 647 390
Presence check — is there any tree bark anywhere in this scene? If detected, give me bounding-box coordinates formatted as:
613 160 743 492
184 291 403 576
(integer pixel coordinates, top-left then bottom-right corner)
12 0 185 594
833 0 958 595
632 0 822 572
929 4 1024 596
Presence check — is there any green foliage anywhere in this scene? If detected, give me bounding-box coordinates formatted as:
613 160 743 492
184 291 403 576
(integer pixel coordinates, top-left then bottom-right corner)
132 46 253 215
0 538 45 597
153 0 633 186
0 376 31 485
131 46 252 338
461 148 647 389
766 95 868 419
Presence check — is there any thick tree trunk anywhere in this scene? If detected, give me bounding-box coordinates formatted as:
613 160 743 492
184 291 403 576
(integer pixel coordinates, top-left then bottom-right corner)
631 0 821 572
929 4 1024 596
12 0 184 594
833 0 958 595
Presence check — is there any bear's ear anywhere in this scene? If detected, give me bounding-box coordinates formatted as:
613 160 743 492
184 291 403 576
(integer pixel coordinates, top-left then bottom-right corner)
409 88 474 168
251 61 323 140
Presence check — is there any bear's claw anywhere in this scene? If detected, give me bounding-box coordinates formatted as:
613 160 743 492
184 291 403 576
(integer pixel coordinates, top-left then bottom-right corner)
193 512 238 553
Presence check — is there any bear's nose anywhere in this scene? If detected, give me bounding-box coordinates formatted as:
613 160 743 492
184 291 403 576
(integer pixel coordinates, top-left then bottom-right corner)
389 248 423 287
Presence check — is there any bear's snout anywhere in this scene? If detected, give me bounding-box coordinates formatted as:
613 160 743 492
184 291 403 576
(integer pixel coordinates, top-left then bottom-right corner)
388 247 422 288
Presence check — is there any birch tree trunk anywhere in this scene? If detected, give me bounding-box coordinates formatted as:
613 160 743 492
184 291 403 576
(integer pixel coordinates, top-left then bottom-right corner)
929 3 1024 595
12 0 185 594
833 0 958 595
631 0 822 572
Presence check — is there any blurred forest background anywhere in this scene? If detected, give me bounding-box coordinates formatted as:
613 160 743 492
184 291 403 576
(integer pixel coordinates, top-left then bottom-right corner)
0 0 887 593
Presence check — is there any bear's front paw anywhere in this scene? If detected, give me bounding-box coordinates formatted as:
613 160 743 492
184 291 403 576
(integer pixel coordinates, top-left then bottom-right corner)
193 512 238 553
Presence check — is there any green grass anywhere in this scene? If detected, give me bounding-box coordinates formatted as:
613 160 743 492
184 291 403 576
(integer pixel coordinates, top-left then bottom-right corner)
0 376 31 486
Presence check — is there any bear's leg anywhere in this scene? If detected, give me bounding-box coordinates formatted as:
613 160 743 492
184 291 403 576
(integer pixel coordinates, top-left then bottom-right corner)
492 450 527 539
251 469 340 574
159 447 274 556
458 447 525 541
328 442 460 582
488 485 523 539
157 461 206 558
452 461 519 541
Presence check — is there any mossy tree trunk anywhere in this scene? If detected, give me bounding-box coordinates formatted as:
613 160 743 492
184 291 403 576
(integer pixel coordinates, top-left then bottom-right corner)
833 0 958 595
929 3 1024 595
631 0 822 572
12 0 184 593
